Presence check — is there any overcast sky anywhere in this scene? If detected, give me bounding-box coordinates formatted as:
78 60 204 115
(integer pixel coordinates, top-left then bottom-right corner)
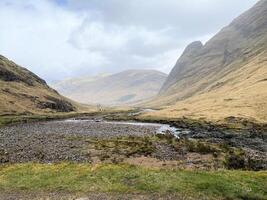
0 0 258 82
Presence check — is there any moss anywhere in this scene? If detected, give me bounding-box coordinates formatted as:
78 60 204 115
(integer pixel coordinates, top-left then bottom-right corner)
184 140 219 154
224 149 246 170
85 136 158 162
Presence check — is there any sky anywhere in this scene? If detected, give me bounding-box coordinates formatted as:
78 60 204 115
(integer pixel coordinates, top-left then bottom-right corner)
0 0 259 82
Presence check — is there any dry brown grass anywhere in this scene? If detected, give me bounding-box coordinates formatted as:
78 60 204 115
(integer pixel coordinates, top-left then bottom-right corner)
142 1 267 124
0 80 97 116
142 54 267 123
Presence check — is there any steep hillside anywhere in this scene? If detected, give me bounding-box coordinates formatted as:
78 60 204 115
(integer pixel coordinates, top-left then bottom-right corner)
0 55 77 115
53 70 167 106
145 0 267 122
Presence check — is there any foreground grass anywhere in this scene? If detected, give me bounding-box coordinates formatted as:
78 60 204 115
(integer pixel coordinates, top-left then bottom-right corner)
0 163 266 199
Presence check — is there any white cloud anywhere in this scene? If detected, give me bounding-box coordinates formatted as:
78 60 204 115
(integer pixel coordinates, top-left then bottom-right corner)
0 0 259 81
0 0 105 80
69 22 127 52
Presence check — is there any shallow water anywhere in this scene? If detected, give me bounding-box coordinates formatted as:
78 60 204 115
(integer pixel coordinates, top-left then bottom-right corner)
0 118 187 140
63 119 184 138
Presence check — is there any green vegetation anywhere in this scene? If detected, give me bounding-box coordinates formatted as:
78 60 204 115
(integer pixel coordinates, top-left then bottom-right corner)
183 139 219 154
88 136 156 159
0 115 48 127
0 112 92 127
0 163 266 199
0 108 135 127
64 133 265 170
0 115 61 127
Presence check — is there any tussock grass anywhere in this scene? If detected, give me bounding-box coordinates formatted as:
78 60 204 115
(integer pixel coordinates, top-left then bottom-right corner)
0 115 65 127
0 112 96 127
0 163 266 199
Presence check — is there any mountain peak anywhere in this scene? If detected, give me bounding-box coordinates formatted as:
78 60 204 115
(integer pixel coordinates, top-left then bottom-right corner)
182 41 203 56
154 0 267 122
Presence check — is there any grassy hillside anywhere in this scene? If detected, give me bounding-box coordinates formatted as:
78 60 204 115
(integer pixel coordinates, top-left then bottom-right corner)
0 55 80 116
145 0 267 123
53 70 167 106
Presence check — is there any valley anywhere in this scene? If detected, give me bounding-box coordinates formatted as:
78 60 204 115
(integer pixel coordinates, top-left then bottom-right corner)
52 70 167 106
0 0 267 199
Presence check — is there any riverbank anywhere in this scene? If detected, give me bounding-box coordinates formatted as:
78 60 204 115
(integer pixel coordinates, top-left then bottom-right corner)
1 118 266 170
0 111 267 199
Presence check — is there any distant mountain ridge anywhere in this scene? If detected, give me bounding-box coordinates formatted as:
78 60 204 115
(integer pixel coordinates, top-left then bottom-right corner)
53 69 167 106
0 55 76 115
145 0 267 122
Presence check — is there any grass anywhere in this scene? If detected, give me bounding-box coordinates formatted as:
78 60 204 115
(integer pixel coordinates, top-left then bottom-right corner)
0 112 95 127
0 163 266 199
0 107 135 127
89 136 156 158
0 115 50 127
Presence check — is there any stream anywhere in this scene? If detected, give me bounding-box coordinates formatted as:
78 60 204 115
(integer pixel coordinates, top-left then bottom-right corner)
0 117 266 165
63 118 186 138
0 118 188 163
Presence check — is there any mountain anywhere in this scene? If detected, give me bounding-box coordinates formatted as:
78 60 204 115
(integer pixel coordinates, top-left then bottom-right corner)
51 73 111 96
53 70 167 106
0 55 77 115
146 0 267 122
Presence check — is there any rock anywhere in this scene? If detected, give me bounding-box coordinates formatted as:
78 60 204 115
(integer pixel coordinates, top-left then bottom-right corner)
37 96 75 112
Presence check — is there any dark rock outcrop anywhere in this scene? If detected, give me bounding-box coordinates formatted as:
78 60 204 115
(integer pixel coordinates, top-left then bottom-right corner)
37 96 75 112
0 56 47 86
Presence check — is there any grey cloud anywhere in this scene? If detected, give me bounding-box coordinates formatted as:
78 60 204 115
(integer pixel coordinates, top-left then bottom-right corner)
67 0 258 37
0 0 259 82
67 0 258 76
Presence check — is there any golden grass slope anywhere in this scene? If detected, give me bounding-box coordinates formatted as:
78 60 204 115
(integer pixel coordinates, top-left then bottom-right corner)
144 52 267 123
0 55 81 115
143 0 267 123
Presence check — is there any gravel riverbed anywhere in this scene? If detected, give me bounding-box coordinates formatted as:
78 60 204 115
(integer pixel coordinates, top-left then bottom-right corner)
1 118 266 169
0 119 167 163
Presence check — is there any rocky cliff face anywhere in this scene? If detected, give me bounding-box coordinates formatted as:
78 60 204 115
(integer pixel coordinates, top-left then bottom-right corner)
159 0 267 99
146 0 267 122
159 41 203 94
0 55 76 115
